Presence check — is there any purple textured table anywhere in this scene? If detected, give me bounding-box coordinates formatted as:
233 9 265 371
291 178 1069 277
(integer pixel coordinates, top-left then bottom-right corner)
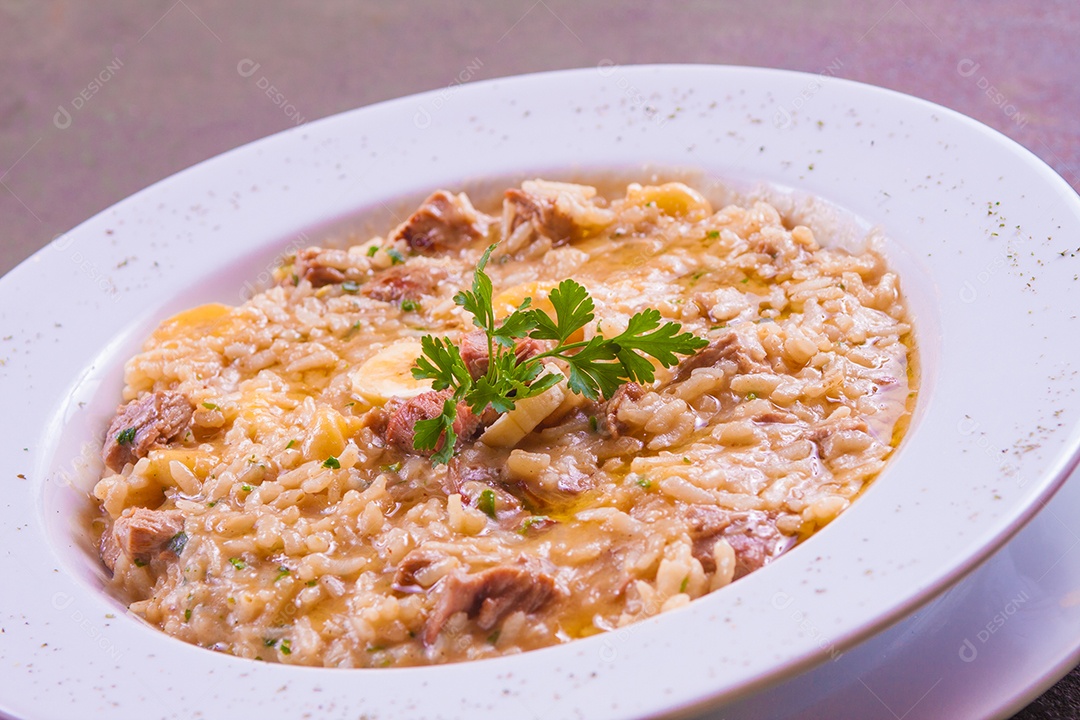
1 2 1077 717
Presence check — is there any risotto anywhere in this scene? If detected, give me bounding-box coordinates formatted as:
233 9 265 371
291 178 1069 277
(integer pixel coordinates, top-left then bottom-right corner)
91 179 915 667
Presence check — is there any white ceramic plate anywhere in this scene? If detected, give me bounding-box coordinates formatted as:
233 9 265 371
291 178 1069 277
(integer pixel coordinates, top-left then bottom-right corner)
709 462 1080 719
2 65 1079 720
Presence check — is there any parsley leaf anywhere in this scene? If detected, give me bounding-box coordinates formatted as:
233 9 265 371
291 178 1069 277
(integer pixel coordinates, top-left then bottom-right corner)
412 396 459 465
610 308 709 381
529 279 593 344
558 335 623 400
412 335 471 392
165 532 188 556
492 307 538 348
411 244 706 463
478 488 497 518
454 245 496 333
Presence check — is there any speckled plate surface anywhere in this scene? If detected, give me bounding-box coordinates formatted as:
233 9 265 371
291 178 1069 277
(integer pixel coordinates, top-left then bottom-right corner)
2 65 1079 720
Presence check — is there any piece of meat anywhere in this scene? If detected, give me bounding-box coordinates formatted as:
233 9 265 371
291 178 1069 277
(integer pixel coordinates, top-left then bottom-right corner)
723 525 787 580
809 416 875 463
290 247 348 287
363 264 448 303
393 548 450 593
102 392 194 472
685 504 733 574
604 382 645 437
501 181 614 250
444 447 522 513
389 190 493 254
101 508 185 572
446 452 506 495
504 188 579 246
458 330 490 380
753 410 798 424
669 330 766 384
357 404 391 438
458 329 548 381
423 562 558 645
685 506 788 579
384 390 482 455
555 460 593 494
808 416 870 444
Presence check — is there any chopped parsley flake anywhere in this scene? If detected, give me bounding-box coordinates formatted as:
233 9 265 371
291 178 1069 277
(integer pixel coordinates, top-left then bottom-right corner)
342 280 361 294
518 515 552 535
382 461 403 473
706 230 720 239
323 456 341 469
386 248 406 265
588 416 599 432
279 639 292 655
274 566 290 582
184 608 192 622
116 427 137 445
285 439 296 450
264 638 277 647
366 245 378 257
229 557 247 570
241 484 253 493
133 558 147 567
478 488 497 519
636 476 651 489
166 531 188 556
400 298 418 312
201 401 219 411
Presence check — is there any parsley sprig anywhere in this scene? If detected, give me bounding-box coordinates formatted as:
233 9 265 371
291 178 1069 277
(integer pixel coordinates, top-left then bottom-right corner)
411 245 708 463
